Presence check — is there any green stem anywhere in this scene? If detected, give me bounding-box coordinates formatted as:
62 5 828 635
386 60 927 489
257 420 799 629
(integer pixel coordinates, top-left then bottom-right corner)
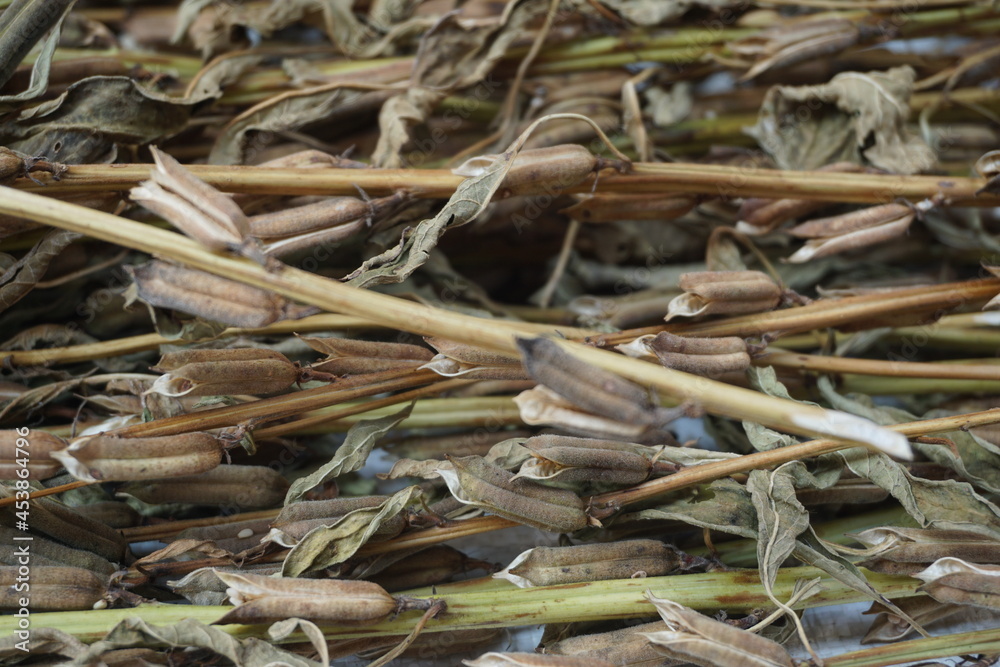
0 567 918 644
823 627 1000 667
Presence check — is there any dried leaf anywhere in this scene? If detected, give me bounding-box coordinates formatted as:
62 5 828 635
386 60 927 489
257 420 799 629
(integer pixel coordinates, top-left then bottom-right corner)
747 66 936 174
284 403 413 504
347 114 626 286
70 617 320 667
0 0 75 105
465 653 614 667
0 76 197 163
281 485 422 576
643 593 795 667
0 229 80 313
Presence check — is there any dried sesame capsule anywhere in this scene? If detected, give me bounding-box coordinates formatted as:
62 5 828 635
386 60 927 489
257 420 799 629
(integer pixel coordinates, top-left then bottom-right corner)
53 432 222 482
149 348 299 397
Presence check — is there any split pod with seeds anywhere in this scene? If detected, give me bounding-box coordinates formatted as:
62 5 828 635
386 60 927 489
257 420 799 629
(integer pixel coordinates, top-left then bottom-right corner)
439 455 588 533
149 348 299 397
495 539 685 587
53 432 222 482
516 435 678 486
213 571 439 625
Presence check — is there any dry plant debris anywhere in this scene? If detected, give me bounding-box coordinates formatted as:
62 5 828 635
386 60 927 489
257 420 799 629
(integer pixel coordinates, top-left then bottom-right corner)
1 0 1000 665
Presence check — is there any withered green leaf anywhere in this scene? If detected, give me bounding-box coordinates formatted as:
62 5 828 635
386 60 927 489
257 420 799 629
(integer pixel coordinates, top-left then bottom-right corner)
747 66 935 174
0 229 80 313
281 485 421 577
284 403 413 504
0 0 74 105
70 617 320 667
624 478 758 539
0 76 198 163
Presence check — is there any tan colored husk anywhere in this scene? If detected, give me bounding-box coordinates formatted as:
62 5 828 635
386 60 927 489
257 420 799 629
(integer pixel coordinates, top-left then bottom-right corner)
149 348 298 397
441 455 588 533
913 558 1000 611
465 653 614 667
453 144 610 197
0 487 129 563
0 526 116 577
0 566 107 612
127 261 316 328
0 430 66 480
560 193 698 222
496 539 681 587
119 465 289 508
53 432 222 482
544 620 683 666
214 571 399 625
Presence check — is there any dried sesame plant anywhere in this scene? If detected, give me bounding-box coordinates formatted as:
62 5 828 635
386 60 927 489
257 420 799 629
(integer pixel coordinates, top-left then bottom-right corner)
2 0 1000 665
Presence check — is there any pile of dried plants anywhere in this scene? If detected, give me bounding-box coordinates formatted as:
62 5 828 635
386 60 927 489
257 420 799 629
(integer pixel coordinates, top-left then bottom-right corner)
1 0 1000 664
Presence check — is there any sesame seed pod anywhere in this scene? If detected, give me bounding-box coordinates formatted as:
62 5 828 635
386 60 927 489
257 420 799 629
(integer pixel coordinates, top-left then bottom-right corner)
975 149 1000 179
261 218 368 258
120 465 289 509
73 501 142 529
447 455 588 533
645 595 795 667
522 435 652 481
646 331 748 356
465 653 615 667
789 203 913 239
149 348 298 397
544 620 679 665
0 566 107 612
146 147 249 243
250 196 370 238
455 145 621 197
213 572 400 626
53 432 222 482
425 338 521 366
914 558 1000 611
787 214 913 263
0 489 129 563
273 496 390 525
679 271 782 303
652 350 751 376
128 261 315 328
0 430 66 480
0 526 116 577
369 545 488 592
560 193 698 223
517 337 665 428
303 337 433 361
497 540 681 587
314 356 429 375
862 596 963 644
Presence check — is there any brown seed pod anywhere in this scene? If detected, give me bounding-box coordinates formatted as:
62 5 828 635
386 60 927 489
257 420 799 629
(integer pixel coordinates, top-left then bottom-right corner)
0 566 108 612
269 496 407 545
213 571 402 625
149 348 299 397
304 336 433 375
560 193 699 222
72 500 142 529
666 271 782 320
128 261 316 328
53 432 222 482
465 653 615 667
443 455 588 533
119 465 289 509
544 620 675 665
518 435 657 486
177 516 274 553
0 488 129 563
0 526 116 577
914 557 1000 611
454 145 623 197
0 430 66 480
497 539 682 587
369 545 493 592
